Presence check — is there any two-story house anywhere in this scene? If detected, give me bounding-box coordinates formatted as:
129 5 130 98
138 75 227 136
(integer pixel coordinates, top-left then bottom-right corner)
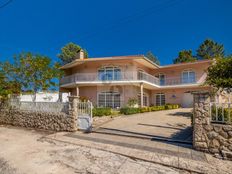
60 50 212 108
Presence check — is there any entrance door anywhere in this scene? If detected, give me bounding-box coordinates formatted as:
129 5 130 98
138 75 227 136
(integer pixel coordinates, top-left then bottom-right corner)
182 93 193 108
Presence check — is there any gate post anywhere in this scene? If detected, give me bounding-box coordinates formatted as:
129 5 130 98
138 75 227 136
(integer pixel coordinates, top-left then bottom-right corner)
68 96 79 131
192 91 211 151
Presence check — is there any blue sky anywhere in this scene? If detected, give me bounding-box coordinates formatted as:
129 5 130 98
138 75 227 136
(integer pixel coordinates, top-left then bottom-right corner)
0 0 231 65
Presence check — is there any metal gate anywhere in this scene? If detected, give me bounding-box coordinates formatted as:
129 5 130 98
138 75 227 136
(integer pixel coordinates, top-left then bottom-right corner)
77 101 93 132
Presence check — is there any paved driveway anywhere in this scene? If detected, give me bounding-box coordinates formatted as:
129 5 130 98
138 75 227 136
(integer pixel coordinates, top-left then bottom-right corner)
94 108 192 143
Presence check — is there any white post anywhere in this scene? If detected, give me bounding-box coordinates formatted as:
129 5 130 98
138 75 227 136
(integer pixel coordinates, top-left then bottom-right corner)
140 83 144 107
76 86 79 97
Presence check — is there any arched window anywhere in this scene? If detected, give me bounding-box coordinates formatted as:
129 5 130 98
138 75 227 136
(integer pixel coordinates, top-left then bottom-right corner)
98 67 121 81
98 91 120 108
155 93 165 106
182 70 196 84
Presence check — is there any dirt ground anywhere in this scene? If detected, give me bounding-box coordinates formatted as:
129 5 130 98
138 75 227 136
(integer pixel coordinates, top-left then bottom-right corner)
0 125 187 174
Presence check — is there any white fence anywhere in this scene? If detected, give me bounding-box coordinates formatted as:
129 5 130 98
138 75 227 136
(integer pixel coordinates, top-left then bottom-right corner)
210 102 231 123
9 101 69 114
19 92 70 102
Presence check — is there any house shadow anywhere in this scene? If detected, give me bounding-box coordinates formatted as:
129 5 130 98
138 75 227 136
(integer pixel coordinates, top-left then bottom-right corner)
167 111 193 119
94 126 193 149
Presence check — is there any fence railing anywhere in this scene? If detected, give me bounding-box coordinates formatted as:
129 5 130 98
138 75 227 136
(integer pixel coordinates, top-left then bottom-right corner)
210 102 232 123
9 101 69 114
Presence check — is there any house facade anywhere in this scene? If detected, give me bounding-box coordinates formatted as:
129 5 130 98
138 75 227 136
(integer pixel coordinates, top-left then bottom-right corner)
60 51 212 108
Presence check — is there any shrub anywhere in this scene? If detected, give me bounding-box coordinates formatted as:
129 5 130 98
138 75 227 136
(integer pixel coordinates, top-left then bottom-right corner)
140 107 150 113
127 98 138 107
120 107 140 115
118 104 180 115
92 108 112 117
211 106 232 122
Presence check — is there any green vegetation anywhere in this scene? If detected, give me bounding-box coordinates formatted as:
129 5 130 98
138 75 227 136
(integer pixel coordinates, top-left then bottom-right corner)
120 104 180 115
58 42 88 65
120 107 141 115
145 51 160 65
173 50 197 64
211 106 232 122
173 39 226 64
197 39 224 59
1 52 62 101
0 69 20 101
92 108 112 117
127 98 138 107
206 57 232 90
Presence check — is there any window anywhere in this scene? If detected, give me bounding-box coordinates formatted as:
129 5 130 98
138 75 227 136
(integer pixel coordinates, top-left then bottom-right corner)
155 73 165 86
138 93 149 106
156 93 165 106
98 92 120 108
98 67 121 81
182 70 196 84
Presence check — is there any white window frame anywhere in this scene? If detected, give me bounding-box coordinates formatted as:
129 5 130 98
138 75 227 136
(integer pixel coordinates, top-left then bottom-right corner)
182 69 196 84
155 93 165 106
97 91 121 108
155 73 166 86
138 92 149 106
98 66 121 81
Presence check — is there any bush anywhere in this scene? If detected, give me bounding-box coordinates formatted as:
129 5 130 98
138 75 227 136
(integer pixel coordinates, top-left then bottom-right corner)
120 107 140 115
165 104 180 110
120 104 180 115
211 106 232 122
127 98 138 107
92 108 112 117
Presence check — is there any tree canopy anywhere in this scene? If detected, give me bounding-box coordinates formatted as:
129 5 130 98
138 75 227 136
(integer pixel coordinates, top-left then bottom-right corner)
145 51 160 65
58 42 88 65
206 57 232 90
173 50 197 64
0 70 19 100
1 52 62 101
197 39 224 59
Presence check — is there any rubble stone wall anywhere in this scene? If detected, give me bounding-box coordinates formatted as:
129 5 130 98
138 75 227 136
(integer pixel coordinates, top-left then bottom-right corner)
0 96 79 132
193 93 232 160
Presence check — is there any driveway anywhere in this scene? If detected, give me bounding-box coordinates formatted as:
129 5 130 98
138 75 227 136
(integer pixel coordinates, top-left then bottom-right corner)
0 126 190 174
94 108 192 143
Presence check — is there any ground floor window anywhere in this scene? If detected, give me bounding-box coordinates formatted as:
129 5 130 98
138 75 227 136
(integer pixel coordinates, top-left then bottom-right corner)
138 93 149 106
155 93 165 106
98 92 120 108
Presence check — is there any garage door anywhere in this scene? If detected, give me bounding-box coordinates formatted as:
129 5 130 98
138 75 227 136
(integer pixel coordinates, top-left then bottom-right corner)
182 93 193 108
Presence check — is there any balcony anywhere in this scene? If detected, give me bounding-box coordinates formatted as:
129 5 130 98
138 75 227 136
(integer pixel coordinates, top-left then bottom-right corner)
60 71 206 88
60 71 159 86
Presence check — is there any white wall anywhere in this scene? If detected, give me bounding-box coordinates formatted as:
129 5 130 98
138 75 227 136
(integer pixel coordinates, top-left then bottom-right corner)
20 92 70 102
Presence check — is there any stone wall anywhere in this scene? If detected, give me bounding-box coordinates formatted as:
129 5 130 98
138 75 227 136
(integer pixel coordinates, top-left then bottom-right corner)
193 92 232 160
0 96 79 132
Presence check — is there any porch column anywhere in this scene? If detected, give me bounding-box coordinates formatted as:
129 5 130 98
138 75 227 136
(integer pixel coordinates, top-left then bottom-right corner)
140 83 143 107
76 86 79 97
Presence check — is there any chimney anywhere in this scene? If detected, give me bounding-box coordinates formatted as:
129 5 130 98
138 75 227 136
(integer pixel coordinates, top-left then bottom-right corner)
76 49 85 60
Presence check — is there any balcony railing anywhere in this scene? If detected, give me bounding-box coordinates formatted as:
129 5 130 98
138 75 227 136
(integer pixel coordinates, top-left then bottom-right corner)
60 71 206 87
60 71 159 86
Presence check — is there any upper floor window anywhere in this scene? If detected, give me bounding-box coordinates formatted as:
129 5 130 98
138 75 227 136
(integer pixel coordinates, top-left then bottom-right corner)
155 73 165 86
98 67 121 81
182 70 196 84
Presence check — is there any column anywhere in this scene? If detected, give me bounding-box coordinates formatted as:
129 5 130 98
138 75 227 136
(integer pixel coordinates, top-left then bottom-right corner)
76 86 79 97
140 83 143 107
